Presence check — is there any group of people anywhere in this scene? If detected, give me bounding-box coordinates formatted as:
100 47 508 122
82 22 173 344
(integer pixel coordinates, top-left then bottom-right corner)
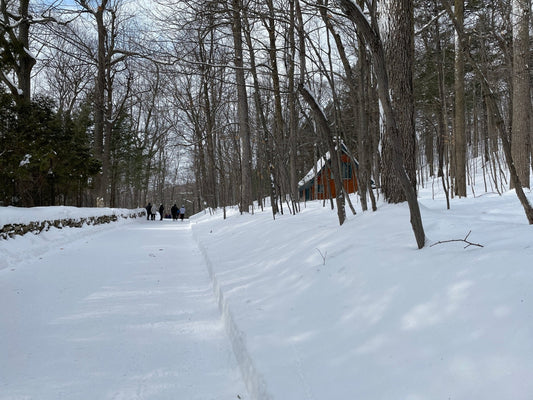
145 203 186 221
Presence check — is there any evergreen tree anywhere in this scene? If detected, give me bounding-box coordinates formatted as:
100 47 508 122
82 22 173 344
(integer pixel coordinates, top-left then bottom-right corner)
0 93 100 206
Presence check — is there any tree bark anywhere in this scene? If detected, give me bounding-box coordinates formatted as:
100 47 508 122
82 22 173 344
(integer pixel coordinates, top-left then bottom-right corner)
242 7 279 217
231 0 253 213
0 0 35 105
381 0 417 203
336 0 426 248
17 0 33 104
198 31 219 208
434 1 450 209
288 0 301 213
454 0 467 197
511 0 531 188
88 0 109 205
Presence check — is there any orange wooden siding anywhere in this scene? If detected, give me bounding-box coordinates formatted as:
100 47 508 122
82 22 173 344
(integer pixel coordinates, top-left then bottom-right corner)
303 154 358 200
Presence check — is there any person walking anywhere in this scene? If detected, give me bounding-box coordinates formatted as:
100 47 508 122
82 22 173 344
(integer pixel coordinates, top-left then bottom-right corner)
159 204 165 221
179 205 186 221
171 204 178 220
146 203 152 221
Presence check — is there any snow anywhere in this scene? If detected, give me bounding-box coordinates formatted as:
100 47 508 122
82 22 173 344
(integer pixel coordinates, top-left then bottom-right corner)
1 181 533 399
19 154 31 167
298 141 355 187
0 207 146 268
1 73 18 91
0 205 138 228
1 217 245 399
298 155 327 187
24 47 36 61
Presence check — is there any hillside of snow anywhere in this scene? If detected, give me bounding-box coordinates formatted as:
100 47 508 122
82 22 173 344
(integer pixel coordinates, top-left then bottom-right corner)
190 185 533 399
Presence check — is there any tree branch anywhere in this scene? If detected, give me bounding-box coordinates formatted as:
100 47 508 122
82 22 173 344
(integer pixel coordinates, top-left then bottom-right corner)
430 231 484 249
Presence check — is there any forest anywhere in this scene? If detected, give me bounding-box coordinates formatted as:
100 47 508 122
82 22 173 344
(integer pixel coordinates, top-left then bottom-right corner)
1 0 532 247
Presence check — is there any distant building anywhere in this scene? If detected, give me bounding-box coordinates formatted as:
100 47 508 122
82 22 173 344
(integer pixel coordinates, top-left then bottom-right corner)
298 145 359 201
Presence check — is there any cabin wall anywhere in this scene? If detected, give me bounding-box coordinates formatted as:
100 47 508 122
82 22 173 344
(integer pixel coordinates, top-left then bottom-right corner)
298 154 359 201
311 159 358 200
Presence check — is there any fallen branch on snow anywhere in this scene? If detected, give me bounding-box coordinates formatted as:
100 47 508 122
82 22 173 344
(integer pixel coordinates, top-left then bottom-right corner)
315 248 327 265
430 230 484 249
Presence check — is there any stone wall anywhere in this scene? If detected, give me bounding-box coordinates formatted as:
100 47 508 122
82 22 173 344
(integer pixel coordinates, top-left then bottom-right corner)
0 211 145 240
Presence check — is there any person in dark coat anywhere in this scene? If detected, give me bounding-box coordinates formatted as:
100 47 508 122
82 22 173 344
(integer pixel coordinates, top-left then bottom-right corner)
159 204 164 221
146 202 152 220
171 204 178 220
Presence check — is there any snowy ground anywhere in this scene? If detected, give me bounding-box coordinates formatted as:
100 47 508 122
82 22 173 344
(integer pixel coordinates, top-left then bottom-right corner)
0 219 246 400
190 184 533 400
1 182 533 399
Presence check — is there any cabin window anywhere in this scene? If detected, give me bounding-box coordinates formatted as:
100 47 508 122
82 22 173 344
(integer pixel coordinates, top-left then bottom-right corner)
317 184 324 194
342 162 352 179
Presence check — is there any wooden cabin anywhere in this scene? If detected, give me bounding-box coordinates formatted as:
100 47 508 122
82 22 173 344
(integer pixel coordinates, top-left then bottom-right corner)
298 148 359 201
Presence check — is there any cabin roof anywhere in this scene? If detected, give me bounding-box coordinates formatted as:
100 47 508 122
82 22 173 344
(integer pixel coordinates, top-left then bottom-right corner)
298 151 330 188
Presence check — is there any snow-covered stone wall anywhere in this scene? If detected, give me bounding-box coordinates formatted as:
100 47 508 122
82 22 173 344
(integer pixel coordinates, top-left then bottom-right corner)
0 208 145 240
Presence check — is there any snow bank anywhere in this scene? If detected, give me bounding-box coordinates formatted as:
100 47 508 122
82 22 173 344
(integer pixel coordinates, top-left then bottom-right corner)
0 206 145 270
193 224 272 400
0 206 145 230
191 189 533 400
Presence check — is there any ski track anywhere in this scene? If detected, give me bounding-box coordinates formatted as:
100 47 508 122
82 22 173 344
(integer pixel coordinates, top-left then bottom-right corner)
0 219 247 400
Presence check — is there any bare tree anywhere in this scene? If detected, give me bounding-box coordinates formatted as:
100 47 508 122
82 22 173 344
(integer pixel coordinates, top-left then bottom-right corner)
317 0 376 212
242 5 279 217
380 0 418 203
441 0 533 224
38 35 93 115
511 0 531 188
336 0 426 248
434 3 451 209
299 84 347 226
287 0 304 213
453 0 467 197
230 0 253 213
55 0 140 206
0 0 35 105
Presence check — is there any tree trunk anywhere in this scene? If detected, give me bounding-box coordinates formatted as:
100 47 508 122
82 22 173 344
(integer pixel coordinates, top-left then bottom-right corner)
231 0 253 213
93 1 108 205
357 35 372 212
17 0 33 104
199 33 218 208
264 0 285 212
434 2 450 209
511 0 531 188
243 8 278 217
337 0 426 248
454 0 467 197
288 0 301 213
0 0 35 105
381 0 417 203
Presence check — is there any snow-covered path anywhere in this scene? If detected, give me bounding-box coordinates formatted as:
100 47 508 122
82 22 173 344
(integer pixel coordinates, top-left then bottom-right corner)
0 220 247 400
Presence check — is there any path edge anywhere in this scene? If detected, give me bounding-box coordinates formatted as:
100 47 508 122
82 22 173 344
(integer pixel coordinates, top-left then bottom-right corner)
192 228 272 400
